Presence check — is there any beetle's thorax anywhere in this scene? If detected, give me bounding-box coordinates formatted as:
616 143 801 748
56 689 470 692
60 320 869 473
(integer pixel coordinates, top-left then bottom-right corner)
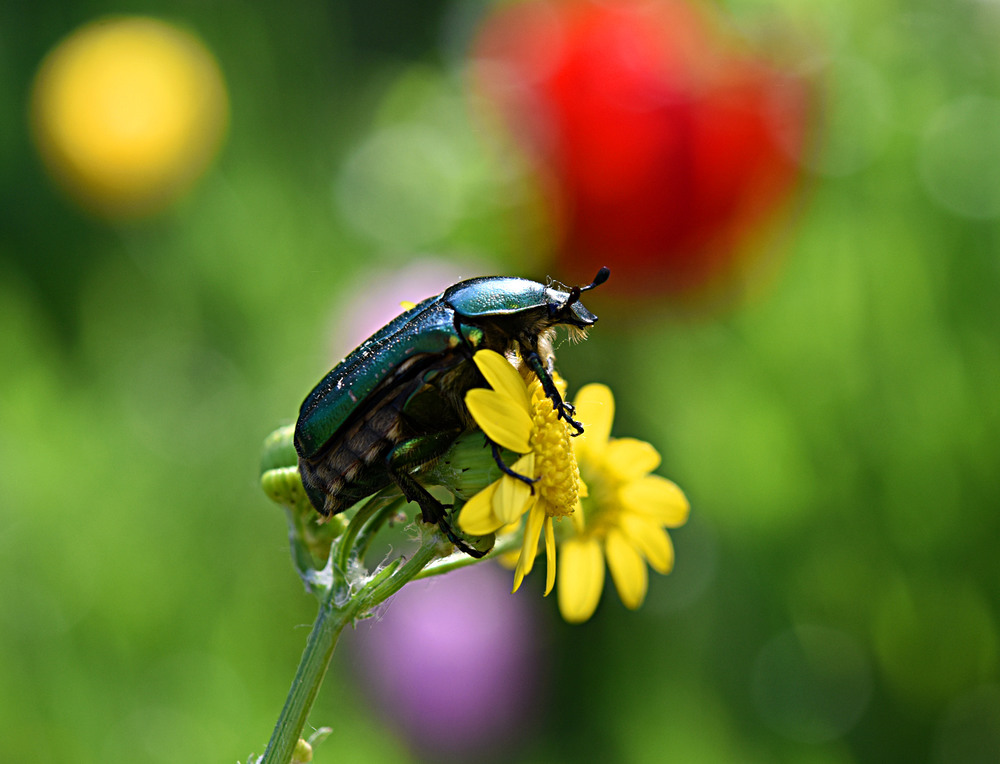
473 309 557 351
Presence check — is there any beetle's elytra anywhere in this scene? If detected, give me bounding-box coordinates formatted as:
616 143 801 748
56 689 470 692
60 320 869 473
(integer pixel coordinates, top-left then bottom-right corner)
294 267 609 557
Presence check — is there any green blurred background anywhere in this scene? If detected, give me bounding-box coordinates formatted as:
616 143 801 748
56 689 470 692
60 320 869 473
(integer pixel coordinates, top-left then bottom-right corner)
2 1 1000 761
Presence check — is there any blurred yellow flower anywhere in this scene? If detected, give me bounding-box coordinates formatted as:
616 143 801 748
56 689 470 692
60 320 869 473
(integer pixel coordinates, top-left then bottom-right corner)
558 384 689 623
30 16 228 219
457 350 583 596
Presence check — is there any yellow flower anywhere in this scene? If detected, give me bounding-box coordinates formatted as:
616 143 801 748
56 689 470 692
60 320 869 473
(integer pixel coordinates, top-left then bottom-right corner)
458 350 583 596
558 384 690 624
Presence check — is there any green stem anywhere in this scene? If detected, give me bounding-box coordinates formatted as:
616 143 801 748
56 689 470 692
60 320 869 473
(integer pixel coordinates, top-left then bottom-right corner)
414 532 522 580
353 499 406 564
259 531 446 764
361 532 447 606
259 588 363 764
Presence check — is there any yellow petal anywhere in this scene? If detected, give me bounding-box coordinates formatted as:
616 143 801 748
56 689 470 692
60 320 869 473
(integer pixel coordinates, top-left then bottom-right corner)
499 520 522 535
573 383 614 461
619 512 675 574
512 564 526 594
498 550 519 568
473 349 531 412
544 517 556 596
605 529 648 610
512 502 545 592
465 388 533 453
571 498 586 533
557 536 605 623
494 460 535 525
619 475 690 527
458 482 503 535
495 520 523 568
605 438 661 481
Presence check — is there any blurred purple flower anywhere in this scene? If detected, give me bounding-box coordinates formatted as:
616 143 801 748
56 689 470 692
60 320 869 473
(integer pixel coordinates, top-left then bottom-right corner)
347 563 544 760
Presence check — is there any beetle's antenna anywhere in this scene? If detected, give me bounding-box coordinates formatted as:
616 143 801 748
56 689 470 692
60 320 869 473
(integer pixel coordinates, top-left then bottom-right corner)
561 266 610 309
581 266 611 293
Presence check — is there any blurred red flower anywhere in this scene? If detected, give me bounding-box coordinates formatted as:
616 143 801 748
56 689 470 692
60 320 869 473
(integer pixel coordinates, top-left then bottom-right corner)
471 0 811 298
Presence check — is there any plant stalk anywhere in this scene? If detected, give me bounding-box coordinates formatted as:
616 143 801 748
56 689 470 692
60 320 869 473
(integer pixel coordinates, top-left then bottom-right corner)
259 532 444 764
259 590 361 763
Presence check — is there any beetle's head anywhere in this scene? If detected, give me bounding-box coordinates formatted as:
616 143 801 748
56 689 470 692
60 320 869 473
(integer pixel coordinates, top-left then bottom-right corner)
547 266 610 328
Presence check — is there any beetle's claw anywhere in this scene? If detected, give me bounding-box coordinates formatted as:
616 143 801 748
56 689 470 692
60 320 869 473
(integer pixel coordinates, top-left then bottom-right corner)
436 515 488 558
540 389 584 435
556 401 585 436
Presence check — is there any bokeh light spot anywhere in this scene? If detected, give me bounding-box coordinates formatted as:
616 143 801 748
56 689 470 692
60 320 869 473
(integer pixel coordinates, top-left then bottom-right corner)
807 56 891 177
935 684 1000 764
646 513 717 615
919 95 1000 219
874 576 998 708
334 124 467 250
30 16 229 220
752 624 872 743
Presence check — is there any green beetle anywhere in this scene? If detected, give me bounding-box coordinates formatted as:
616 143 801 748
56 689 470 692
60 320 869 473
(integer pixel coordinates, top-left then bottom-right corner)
294 268 609 556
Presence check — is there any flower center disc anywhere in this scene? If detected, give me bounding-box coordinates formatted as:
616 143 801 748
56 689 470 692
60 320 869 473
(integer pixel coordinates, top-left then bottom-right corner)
528 381 580 518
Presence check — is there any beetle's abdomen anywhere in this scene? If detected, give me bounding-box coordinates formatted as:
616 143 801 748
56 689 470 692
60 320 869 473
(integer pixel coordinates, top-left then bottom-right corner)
298 392 408 516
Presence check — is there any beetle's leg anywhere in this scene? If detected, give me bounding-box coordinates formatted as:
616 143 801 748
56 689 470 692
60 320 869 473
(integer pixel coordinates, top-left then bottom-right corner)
386 432 488 558
489 440 538 493
386 431 456 523
539 352 576 416
524 351 585 435
452 315 479 357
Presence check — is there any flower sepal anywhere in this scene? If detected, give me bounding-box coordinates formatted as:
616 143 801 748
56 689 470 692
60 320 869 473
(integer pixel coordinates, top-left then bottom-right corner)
421 429 514 500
